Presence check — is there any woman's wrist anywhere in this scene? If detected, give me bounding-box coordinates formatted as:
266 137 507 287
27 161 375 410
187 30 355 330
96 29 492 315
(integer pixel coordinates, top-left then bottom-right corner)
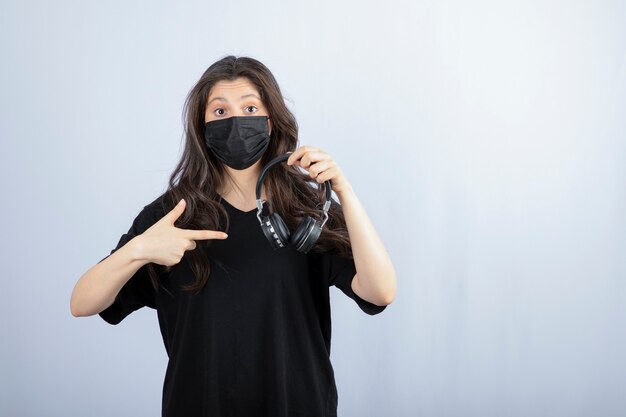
128 235 152 265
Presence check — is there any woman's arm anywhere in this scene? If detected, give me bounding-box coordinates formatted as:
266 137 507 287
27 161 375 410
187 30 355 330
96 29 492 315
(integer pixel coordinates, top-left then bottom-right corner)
336 185 397 306
287 146 397 306
70 237 148 317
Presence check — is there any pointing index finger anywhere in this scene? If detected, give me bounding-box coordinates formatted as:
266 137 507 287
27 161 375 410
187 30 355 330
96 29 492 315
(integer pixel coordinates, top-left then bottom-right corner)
181 228 229 240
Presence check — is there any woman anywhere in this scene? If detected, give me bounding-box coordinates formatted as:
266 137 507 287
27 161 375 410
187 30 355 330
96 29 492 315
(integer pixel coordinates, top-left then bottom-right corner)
70 55 397 417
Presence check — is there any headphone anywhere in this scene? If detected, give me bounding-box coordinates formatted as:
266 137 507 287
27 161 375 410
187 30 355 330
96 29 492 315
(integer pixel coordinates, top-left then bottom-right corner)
255 153 332 253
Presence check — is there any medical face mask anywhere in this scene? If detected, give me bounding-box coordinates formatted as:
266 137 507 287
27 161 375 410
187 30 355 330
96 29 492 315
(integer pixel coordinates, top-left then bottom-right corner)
204 115 271 170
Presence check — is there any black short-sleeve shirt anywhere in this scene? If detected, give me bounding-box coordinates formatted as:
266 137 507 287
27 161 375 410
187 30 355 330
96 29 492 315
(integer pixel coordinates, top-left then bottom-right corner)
98 193 387 417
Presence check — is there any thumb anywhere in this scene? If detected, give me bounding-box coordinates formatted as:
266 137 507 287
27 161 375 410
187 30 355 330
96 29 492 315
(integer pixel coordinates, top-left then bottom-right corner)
164 198 186 225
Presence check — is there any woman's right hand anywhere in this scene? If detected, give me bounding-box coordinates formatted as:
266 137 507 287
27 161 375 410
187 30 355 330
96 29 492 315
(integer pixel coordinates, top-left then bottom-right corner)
135 198 228 266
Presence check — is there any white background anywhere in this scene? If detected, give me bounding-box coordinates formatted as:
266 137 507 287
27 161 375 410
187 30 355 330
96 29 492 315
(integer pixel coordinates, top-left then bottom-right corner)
1 0 624 416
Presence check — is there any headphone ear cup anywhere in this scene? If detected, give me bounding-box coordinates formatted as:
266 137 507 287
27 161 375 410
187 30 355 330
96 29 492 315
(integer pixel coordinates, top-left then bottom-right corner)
269 211 291 246
291 216 322 253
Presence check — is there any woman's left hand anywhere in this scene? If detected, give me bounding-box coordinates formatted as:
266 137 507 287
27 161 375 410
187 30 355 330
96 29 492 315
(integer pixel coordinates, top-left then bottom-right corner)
286 146 353 196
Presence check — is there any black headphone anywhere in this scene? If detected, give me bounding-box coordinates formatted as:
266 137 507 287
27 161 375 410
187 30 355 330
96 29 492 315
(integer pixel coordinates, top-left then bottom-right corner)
255 153 332 253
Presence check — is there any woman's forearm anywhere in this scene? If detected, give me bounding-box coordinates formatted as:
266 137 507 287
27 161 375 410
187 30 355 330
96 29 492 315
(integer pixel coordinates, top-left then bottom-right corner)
336 186 397 305
70 237 148 317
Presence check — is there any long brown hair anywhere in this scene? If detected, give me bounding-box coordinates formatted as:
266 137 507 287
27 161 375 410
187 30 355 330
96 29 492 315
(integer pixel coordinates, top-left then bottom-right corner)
147 55 352 295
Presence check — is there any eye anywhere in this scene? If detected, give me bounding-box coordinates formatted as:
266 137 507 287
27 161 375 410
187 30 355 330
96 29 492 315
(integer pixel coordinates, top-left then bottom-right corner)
245 105 258 113
214 108 226 116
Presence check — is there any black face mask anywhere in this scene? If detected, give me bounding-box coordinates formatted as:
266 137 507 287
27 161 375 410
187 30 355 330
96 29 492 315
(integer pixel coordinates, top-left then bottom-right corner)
204 115 271 170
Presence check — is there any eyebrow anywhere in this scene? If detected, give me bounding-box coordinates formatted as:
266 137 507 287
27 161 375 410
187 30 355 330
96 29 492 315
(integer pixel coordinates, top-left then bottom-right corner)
208 93 261 105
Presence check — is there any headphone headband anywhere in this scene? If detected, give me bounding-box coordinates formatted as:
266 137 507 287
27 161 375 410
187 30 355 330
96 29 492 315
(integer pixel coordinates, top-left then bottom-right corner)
255 153 332 216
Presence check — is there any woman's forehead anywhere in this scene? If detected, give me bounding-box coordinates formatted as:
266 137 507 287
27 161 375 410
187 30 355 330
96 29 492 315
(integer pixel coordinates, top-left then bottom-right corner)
208 77 259 100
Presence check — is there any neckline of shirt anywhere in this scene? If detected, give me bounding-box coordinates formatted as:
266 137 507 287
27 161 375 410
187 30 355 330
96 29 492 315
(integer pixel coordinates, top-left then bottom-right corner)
218 195 258 215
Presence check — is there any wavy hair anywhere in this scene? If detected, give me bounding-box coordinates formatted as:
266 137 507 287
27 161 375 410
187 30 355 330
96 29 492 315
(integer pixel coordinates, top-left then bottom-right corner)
146 55 352 295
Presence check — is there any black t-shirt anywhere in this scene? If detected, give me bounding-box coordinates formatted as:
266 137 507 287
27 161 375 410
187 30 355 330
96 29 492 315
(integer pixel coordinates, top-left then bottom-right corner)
98 192 387 417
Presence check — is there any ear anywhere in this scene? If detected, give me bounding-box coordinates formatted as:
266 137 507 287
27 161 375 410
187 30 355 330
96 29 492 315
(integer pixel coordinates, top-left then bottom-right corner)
268 117 273 135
